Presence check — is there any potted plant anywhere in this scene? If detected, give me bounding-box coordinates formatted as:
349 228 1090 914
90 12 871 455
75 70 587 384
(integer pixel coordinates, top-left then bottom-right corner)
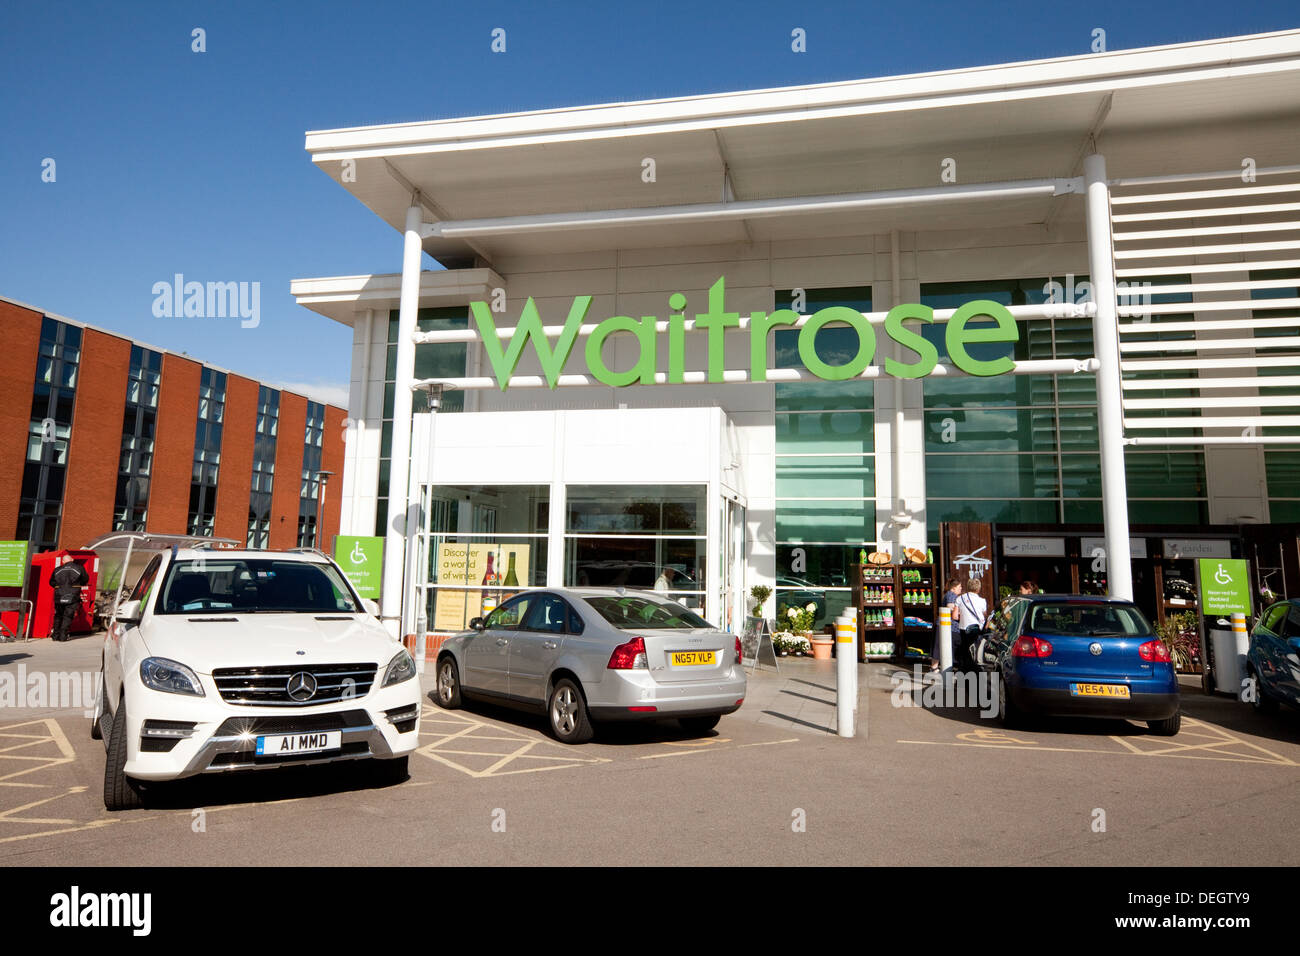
780 602 818 637
750 584 773 619
1157 611 1200 673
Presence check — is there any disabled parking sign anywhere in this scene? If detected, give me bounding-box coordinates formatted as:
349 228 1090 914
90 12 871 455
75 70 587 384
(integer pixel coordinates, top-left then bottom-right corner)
334 535 384 599
1196 559 1251 616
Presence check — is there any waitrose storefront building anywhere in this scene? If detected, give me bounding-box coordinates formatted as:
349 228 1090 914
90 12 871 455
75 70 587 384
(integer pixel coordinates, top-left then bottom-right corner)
293 30 1300 643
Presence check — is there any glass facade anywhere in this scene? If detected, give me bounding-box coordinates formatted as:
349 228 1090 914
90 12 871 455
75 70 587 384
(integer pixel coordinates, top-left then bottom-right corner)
564 484 706 607
20 318 81 550
772 287 874 627
112 345 161 532
247 385 279 548
376 307 467 537
421 483 549 632
1255 268 1300 519
921 277 1208 538
187 367 226 536
297 400 326 547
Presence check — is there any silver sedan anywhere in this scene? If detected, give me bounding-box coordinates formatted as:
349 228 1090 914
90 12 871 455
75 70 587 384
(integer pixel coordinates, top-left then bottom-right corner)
434 588 747 743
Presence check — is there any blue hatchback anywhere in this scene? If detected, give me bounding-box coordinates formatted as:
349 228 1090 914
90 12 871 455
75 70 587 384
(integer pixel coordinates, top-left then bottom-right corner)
991 595 1181 735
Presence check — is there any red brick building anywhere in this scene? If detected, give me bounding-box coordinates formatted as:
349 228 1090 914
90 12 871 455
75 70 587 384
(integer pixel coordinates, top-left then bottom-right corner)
0 296 345 553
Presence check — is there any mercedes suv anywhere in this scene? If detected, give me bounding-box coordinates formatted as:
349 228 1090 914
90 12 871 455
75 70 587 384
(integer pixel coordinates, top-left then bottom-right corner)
93 548 421 810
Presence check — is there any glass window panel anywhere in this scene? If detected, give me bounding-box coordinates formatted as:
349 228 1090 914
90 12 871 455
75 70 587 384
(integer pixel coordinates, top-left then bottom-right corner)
1127 452 1206 499
773 545 863 588
923 408 1056 453
566 485 703 534
564 536 704 593
776 381 873 412
1269 499 1300 522
1060 455 1102 499
775 457 875 499
1266 450 1300 499
928 498 1060 525
925 455 1059 499
774 500 875 544
1057 407 1100 451
776 412 873 455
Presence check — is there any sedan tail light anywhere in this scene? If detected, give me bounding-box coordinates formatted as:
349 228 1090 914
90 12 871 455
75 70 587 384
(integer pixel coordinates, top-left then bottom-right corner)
1139 639 1172 662
608 636 648 670
735 636 743 665
1012 636 1053 658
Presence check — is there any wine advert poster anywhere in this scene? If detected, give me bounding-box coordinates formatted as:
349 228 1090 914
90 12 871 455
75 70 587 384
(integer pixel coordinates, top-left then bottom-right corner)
433 543 532 631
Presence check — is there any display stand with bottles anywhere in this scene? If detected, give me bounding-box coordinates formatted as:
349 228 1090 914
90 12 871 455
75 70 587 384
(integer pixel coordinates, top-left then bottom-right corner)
851 563 940 663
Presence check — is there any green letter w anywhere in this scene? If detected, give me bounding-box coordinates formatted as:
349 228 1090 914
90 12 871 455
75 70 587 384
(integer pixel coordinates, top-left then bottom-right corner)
471 295 592 390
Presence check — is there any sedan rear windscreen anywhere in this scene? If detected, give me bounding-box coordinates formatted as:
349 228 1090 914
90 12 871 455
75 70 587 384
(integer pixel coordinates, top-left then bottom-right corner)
585 595 710 630
1027 603 1153 637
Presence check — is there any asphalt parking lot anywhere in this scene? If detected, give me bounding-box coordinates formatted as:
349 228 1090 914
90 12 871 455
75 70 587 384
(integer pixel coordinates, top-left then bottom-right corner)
2 634 1297 866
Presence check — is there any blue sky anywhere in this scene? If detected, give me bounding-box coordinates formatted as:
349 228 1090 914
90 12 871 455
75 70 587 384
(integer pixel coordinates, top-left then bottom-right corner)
2 0 1297 406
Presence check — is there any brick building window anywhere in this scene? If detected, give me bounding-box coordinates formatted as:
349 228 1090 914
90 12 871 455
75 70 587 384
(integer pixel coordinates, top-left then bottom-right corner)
247 386 279 548
19 319 81 550
187 368 226 536
113 345 162 532
297 401 325 547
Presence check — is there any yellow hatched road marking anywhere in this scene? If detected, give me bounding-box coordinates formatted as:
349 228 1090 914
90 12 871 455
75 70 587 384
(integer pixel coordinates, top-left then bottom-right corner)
901 716 1297 766
416 707 609 778
0 718 76 785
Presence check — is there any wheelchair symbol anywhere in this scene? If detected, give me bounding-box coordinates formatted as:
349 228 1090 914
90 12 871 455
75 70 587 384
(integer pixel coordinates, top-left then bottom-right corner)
1214 563 1232 585
350 541 367 565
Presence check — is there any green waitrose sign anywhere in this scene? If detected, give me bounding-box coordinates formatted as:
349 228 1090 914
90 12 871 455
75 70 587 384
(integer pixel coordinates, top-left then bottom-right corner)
1197 559 1252 616
0 541 30 588
335 535 385 600
471 277 1020 389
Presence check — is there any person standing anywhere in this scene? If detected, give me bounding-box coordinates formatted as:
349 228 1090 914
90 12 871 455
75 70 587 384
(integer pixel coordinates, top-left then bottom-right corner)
940 577 963 669
49 558 89 642
653 565 677 594
954 576 989 669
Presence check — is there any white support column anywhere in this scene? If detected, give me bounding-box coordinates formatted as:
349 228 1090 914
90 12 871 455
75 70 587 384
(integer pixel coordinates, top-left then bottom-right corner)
1084 154 1133 600
383 202 424 637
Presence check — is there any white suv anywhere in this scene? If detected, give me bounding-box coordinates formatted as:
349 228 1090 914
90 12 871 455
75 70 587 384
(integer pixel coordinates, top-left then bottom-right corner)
93 548 421 810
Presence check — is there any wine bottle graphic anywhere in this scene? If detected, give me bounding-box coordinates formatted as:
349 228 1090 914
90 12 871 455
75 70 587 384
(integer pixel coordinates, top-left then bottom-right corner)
480 552 499 616
501 550 519 600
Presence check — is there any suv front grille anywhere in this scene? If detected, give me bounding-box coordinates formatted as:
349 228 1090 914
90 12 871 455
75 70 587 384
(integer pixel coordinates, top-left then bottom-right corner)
213 710 371 736
212 664 378 707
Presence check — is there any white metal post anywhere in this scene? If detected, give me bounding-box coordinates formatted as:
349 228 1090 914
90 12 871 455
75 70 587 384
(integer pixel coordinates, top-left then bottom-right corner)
938 605 953 671
384 202 425 639
835 614 855 738
1084 153 1134 601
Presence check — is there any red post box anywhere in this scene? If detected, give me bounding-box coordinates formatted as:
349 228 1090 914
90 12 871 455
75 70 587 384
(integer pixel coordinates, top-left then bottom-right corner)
29 549 99 640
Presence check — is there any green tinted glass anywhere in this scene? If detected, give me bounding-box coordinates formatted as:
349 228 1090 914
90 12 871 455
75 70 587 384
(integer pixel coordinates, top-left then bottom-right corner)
775 501 875 544
776 456 875 499
927 499 1060 525
923 408 1057 453
776 412 874 454
1266 450 1300 498
925 455 1059 499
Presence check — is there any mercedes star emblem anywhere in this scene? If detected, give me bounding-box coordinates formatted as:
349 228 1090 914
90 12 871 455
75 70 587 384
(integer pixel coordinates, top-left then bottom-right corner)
286 671 318 701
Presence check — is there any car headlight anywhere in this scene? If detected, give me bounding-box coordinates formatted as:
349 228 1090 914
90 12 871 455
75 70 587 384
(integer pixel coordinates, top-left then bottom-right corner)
139 658 205 697
382 649 416 687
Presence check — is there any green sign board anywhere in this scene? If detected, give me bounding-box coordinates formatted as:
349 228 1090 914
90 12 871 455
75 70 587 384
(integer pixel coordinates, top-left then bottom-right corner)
0 541 30 588
335 536 385 600
1197 558 1252 616
470 276 1021 389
